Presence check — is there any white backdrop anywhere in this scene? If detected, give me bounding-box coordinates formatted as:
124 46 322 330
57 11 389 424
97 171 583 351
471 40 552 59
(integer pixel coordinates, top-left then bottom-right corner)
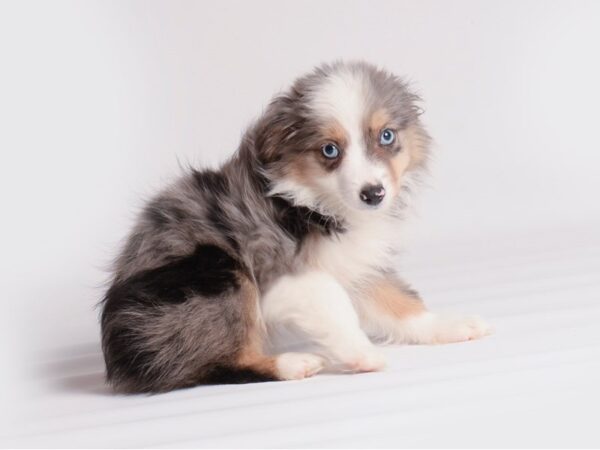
1 0 600 445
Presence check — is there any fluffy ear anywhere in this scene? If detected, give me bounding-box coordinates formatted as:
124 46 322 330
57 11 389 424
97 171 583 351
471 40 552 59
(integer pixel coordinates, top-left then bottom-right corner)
253 93 304 164
404 120 431 171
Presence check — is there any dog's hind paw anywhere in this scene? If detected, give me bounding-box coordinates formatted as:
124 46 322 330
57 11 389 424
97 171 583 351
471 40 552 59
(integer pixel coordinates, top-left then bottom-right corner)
276 352 325 380
432 314 493 343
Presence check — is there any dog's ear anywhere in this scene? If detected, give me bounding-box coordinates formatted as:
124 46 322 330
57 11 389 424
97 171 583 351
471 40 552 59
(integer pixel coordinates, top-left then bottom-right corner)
254 92 304 164
403 120 431 171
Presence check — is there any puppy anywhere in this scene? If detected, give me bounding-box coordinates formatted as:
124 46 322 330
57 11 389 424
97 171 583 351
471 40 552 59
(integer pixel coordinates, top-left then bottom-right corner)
100 61 491 393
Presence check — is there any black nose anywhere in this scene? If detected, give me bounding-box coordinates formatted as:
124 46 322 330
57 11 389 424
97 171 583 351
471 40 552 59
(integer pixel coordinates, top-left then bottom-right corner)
359 184 385 206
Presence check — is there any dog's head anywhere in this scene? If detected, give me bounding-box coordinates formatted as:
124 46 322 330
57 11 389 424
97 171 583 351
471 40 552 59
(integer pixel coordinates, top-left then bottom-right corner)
255 61 429 221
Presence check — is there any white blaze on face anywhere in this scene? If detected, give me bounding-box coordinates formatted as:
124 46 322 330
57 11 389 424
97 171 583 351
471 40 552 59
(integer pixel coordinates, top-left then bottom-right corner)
310 69 391 211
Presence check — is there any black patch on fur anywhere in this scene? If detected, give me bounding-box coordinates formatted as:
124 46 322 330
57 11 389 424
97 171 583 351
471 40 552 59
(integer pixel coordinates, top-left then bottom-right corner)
271 196 345 240
204 365 278 385
101 244 250 393
105 244 242 308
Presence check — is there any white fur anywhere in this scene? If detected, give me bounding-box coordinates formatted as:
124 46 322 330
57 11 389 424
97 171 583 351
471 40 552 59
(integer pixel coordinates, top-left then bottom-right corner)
307 212 400 287
262 270 386 371
339 134 392 211
275 353 325 380
309 67 367 136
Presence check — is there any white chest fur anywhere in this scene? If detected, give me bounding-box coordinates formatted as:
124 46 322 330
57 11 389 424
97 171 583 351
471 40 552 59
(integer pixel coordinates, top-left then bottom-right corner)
305 213 401 289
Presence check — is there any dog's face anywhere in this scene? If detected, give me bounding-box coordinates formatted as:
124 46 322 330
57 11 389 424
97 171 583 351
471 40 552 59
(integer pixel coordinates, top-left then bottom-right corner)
257 62 429 220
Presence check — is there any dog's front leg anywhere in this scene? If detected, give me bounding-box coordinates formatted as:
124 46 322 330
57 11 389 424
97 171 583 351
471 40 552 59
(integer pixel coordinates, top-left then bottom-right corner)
355 273 492 345
262 270 386 373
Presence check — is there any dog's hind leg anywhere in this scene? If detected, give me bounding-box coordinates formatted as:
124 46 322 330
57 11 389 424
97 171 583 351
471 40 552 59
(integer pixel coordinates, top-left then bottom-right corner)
102 244 326 392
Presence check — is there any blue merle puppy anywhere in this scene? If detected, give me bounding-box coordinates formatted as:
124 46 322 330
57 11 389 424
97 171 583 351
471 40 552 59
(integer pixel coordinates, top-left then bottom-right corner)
100 61 491 393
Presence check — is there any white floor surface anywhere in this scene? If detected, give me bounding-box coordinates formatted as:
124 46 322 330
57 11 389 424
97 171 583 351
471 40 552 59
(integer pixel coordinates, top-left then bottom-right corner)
3 225 599 448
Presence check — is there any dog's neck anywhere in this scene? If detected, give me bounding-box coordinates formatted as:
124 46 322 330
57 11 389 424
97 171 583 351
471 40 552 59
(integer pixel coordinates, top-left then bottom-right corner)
270 195 346 238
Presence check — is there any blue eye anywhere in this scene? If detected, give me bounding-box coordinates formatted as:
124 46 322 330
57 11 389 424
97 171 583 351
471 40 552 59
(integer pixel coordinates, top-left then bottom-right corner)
321 143 340 159
380 128 395 146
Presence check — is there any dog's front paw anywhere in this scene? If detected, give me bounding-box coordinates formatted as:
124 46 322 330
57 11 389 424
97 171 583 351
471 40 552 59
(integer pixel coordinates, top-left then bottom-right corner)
432 314 493 344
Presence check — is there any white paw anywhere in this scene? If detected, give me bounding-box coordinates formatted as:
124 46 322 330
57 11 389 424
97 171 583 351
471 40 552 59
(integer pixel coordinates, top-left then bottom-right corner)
346 349 387 373
433 314 493 344
334 347 387 373
276 352 325 380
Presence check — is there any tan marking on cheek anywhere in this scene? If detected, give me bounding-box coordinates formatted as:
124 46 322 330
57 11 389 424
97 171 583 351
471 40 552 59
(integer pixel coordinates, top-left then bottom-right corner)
389 150 411 192
403 122 430 170
366 278 426 320
387 122 430 191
